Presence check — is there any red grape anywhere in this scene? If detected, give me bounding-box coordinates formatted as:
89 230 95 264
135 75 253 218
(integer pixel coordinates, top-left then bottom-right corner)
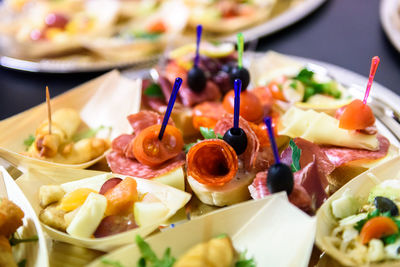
94 214 138 238
99 177 123 195
45 13 69 29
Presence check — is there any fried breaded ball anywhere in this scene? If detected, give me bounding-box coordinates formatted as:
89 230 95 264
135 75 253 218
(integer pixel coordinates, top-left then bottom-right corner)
39 203 68 232
0 235 17 267
0 198 24 238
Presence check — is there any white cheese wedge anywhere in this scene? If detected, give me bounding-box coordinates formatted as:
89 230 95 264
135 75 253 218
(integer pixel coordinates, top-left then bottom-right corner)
187 170 255 207
279 107 379 150
134 201 169 227
152 167 185 191
66 193 107 238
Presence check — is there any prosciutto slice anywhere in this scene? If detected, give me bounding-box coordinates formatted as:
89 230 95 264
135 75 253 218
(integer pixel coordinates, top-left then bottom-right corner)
249 171 312 213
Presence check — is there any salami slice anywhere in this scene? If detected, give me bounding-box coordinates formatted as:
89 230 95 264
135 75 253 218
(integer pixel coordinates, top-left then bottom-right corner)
111 134 134 155
127 111 174 136
214 113 261 172
249 171 312 212
106 151 185 179
178 81 222 107
320 134 390 167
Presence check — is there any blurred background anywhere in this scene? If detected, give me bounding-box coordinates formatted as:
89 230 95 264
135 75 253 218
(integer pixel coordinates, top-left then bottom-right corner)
0 0 399 119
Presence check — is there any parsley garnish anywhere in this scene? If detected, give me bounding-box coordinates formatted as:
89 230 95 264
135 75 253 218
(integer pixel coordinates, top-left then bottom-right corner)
9 234 38 246
289 139 301 172
184 127 223 153
144 83 164 99
293 68 341 102
101 258 125 267
235 250 256 267
72 125 109 142
23 135 35 150
136 235 176 267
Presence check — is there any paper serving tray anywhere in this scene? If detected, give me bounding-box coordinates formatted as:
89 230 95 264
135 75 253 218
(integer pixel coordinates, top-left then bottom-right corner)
88 193 316 267
316 155 400 267
0 167 49 267
0 70 141 171
15 166 191 251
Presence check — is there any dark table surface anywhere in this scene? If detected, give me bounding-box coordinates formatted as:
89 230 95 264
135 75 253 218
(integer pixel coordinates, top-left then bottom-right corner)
0 0 398 120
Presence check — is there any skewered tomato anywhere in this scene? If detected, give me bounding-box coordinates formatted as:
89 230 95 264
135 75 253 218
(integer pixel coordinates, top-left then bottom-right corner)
104 177 138 216
338 99 375 130
266 77 287 101
360 216 398 244
133 124 184 167
222 90 263 122
192 102 225 130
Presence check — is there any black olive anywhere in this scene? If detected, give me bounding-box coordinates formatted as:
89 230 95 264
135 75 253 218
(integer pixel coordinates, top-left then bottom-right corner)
267 163 294 195
188 66 206 93
223 127 247 156
374 196 399 216
230 66 250 91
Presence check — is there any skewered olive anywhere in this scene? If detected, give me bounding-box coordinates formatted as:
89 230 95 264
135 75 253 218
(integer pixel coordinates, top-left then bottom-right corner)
188 66 206 93
223 127 247 155
230 66 250 91
267 163 294 195
374 196 399 216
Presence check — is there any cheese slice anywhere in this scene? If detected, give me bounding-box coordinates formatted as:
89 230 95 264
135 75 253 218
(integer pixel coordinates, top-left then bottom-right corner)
279 107 379 150
66 192 107 238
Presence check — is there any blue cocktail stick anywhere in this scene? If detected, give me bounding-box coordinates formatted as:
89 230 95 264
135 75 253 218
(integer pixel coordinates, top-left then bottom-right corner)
158 77 183 140
233 79 241 129
194 24 202 68
264 117 280 164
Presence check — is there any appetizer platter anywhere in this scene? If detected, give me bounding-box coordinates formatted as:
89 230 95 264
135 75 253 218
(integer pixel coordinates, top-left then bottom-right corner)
1 29 400 266
0 0 326 73
0 166 49 267
380 0 400 53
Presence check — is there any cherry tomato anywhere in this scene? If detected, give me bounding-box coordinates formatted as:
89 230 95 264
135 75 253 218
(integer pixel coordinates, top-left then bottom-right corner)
222 90 263 123
360 216 398 244
133 124 184 167
147 19 167 33
338 99 375 130
267 77 287 101
192 102 225 130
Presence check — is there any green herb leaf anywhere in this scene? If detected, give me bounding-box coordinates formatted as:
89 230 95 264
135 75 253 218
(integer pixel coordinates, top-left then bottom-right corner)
135 235 176 267
199 127 217 139
9 235 38 246
136 235 158 263
289 81 297 90
235 250 257 267
184 128 222 154
72 125 109 142
144 83 164 98
383 234 399 245
293 68 342 102
17 259 26 267
23 135 35 151
101 258 125 267
289 139 301 172
216 233 228 239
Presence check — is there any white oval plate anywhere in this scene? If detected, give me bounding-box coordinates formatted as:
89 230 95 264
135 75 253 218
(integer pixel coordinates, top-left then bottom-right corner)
381 0 400 53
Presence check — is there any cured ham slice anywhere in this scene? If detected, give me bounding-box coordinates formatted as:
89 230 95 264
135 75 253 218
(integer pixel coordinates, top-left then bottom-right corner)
106 151 185 179
127 111 173 136
249 171 312 213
